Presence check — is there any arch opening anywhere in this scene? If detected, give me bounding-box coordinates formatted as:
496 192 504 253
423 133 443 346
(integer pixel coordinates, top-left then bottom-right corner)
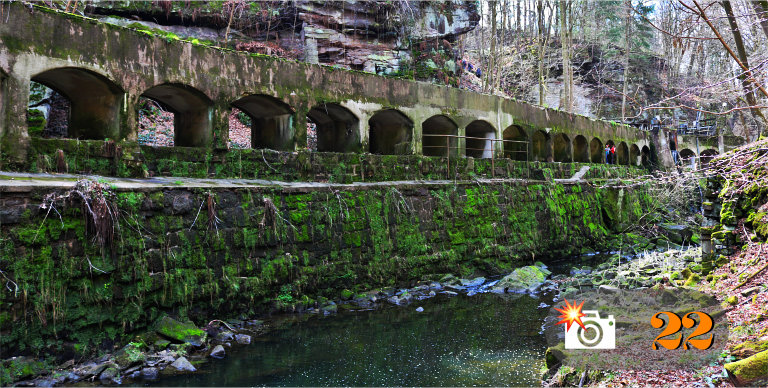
502 125 528 161
232 94 294 151
641 145 651 167
590 137 604 163
308 103 360 153
629 144 641 166
617 142 629 165
553 133 572 163
369 109 413 155
141 84 213 147
700 149 719 165
422 115 458 157
680 148 696 167
532 130 552 162
573 135 588 163
465 120 496 158
30 67 123 140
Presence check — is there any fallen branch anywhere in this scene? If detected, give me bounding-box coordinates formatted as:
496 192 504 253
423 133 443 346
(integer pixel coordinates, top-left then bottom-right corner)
733 259 768 290
207 319 236 332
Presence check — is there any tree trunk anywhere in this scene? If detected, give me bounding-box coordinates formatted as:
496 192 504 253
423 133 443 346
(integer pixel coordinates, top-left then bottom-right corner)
621 0 631 122
560 0 570 111
751 0 768 41
538 0 545 105
722 0 767 127
487 1 497 93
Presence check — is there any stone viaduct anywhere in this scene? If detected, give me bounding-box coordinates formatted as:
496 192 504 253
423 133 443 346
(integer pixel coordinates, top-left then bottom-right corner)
0 3 723 172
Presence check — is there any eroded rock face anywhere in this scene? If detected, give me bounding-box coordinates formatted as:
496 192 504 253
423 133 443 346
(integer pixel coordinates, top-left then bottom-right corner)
298 1 479 74
88 1 478 75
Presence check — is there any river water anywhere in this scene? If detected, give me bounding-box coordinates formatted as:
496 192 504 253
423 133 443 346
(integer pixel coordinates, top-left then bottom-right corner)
152 292 551 386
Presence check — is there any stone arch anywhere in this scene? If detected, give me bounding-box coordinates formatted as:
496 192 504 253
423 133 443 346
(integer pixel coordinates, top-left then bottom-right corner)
31 67 124 140
422 115 458 157
590 137 604 163
629 144 641 166
307 103 360 153
573 135 589 163
532 130 552 162
700 149 719 165
465 120 496 158
553 133 572 163
502 125 528 161
641 145 651 167
616 141 629 165
141 83 213 147
680 148 696 166
369 109 413 155
232 94 295 151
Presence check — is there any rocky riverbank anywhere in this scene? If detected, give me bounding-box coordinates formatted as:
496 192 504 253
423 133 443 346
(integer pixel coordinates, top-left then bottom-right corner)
2 262 558 387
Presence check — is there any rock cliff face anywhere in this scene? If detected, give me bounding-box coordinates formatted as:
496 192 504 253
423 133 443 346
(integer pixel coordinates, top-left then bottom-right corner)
87 1 479 75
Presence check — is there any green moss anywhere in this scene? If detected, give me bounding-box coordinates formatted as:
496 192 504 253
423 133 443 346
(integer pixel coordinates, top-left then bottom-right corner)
725 350 768 385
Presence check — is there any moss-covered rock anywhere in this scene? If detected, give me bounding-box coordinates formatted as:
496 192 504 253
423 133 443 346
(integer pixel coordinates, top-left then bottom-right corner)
726 295 738 306
545 343 566 369
683 273 701 287
493 265 548 292
154 316 207 347
731 339 768 359
725 349 768 386
112 342 146 369
340 289 354 300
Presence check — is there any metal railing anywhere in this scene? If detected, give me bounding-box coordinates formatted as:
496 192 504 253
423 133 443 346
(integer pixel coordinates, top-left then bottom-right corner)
677 118 717 136
422 133 529 178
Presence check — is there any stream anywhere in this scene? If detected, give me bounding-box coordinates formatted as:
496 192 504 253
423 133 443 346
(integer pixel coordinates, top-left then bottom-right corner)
148 292 551 387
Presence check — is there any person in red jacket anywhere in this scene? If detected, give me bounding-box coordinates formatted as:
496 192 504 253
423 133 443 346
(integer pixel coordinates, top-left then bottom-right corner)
610 144 616 164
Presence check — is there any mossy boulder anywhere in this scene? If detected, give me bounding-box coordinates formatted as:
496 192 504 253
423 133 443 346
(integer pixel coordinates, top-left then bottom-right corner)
725 349 768 386
683 273 701 287
113 342 146 369
731 339 768 359
545 343 566 369
726 295 738 306
340 289 354 300
493 265 548 293
154 316 207 347
0 357 48 386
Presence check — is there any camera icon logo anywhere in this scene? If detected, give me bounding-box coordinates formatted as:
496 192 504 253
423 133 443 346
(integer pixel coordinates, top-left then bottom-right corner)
564 310 616 349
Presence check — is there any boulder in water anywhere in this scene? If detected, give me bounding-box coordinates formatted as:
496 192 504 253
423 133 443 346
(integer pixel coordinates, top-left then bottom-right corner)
461 277 486 287
492 266 548 293
141 367 159 380
209 345 226 359
154 316 207 347
235 334 251 345
170 356 196 372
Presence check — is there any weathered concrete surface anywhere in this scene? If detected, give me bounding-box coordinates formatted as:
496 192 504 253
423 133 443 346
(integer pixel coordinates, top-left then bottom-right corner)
0 3 654 166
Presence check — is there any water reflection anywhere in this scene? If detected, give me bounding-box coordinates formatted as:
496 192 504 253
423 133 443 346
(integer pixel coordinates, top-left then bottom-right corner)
152 293 548 387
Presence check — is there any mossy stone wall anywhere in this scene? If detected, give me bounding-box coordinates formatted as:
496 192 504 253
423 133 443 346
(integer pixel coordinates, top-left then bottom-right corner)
0 179 652 358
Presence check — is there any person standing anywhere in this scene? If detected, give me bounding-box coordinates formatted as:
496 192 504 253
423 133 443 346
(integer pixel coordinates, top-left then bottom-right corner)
610 144 616 164
605 144 611 164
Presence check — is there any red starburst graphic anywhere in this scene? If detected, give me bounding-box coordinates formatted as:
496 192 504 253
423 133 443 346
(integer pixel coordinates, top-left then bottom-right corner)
555 299 587 332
